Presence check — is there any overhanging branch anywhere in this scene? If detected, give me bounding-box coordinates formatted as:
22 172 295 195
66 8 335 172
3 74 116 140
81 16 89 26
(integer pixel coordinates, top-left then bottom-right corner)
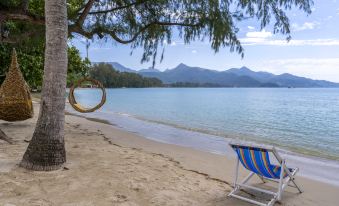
88 0 152 15
77 0 96 26
70 21 201 44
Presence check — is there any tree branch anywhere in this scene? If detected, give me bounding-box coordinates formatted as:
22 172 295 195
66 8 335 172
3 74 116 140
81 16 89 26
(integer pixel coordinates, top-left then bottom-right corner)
0 29 42 43
0 10 44 24
88 0 152 15
71 21 201 44
77 0 96 26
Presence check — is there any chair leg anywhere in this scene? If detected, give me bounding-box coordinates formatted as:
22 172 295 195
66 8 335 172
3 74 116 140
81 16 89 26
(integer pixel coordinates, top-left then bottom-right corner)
267 196 278 206
291 178 303 193
228 171 255 197
234 158 240 187
257 174 266 183
277 160 285 201
228 158 240 197
289 168 303 193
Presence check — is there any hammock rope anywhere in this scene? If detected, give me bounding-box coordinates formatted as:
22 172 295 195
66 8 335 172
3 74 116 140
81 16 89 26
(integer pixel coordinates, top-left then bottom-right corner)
68 77 106 113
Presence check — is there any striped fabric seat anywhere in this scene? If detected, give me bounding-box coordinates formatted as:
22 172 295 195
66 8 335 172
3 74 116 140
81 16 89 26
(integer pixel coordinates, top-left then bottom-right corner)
231 145 291 179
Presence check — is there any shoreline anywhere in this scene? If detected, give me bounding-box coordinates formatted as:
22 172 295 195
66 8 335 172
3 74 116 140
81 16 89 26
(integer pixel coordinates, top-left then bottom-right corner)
70 88 339 162
1 102 338 205
112 111 339 161
65 107 339 187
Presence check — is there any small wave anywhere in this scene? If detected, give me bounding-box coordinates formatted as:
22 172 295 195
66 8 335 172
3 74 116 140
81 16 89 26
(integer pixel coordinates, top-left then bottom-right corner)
113 111 339 161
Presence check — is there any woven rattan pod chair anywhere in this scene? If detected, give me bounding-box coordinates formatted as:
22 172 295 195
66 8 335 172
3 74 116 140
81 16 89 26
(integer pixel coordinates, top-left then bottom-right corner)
0 49 33 121
68 77 106 113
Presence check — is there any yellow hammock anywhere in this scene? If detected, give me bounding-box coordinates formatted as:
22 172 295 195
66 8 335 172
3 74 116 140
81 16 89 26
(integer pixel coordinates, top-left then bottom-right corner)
0 49 33 122
68 77 106 113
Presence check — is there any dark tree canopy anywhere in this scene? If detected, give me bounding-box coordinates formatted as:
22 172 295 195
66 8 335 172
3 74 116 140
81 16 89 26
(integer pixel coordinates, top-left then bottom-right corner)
90 63 163 87
1 0 313 64
0 43 90 90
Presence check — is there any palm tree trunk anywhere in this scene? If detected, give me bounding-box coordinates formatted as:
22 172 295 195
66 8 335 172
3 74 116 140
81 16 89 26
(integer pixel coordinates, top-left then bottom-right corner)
20 0 68 171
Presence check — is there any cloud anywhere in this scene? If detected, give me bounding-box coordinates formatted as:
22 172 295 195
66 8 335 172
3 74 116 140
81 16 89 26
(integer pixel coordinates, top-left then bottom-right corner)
191 50 197 54
258 58 339 82
90 47 112 51
241 25 339 47
163 40 180 46
291 21 319 31
324 16 333 21
241 25 339 46
247 26 255 30
240 37 339 46
246 29 272 38
240 29 273 45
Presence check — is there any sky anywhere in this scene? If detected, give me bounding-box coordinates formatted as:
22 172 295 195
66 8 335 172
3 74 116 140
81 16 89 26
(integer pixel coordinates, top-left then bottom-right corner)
70 0 339 82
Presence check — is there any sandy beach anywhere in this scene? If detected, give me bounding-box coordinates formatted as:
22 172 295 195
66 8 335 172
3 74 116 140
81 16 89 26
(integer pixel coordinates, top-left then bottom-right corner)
1 102 338 206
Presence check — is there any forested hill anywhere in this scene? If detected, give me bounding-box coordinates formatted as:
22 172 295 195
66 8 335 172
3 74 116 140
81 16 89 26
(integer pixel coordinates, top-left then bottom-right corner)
90 63 162 88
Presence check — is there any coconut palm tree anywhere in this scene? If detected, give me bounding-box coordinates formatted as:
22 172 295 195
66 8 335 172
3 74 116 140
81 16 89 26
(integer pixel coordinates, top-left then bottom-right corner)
20 0 68 170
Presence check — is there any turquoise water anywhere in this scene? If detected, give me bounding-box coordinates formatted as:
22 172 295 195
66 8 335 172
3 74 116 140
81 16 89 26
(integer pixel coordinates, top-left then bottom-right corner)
71 88 339 160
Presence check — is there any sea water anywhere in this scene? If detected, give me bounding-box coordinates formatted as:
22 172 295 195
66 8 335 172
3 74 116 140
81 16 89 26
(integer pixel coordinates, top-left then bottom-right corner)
67 88 339 186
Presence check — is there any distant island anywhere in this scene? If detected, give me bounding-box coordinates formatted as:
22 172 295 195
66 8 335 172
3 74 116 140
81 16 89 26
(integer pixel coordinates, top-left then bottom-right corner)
91 62 339 88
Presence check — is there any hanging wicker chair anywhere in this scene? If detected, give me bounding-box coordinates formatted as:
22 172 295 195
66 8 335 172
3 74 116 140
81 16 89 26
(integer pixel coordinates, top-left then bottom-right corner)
68 77 106 113
0 49 34 122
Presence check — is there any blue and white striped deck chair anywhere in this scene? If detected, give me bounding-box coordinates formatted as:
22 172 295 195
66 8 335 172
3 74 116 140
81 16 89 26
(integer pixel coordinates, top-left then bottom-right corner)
228 142 302 206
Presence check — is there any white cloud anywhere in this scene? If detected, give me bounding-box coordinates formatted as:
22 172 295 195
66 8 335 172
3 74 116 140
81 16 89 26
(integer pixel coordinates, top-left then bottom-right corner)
241 26 339 47
258 58 339 82
240 38 339 46
241 29 273 46
163 40 178 46
291 21 319 31
90 47 112 51
191 50 197 54
324 16 333 21
247 26 255 30
246 29 272 38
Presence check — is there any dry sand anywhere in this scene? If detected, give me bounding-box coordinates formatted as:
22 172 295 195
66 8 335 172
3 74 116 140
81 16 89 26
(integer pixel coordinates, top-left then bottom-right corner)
0 102 338 206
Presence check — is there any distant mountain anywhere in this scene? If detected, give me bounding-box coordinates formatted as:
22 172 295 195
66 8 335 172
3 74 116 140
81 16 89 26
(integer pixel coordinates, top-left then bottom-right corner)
97 62 339 88
95 62 136 73
138 63 270 87
225 66 275 82
265 73 339 88
138 68 161 73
